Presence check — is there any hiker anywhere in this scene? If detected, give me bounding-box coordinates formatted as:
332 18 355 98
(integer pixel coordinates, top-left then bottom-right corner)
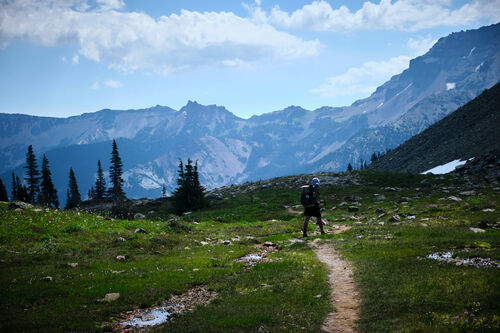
301 177 325 237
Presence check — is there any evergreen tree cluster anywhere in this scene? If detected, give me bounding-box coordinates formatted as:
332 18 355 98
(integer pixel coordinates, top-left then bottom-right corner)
6 139 127 209
346 151 386 172
172 159 206 214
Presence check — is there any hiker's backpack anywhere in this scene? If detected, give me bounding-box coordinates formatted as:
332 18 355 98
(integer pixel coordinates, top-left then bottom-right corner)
300 185 316 208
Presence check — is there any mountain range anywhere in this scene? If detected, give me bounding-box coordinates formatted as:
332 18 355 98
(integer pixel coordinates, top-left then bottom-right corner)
1 23 499 202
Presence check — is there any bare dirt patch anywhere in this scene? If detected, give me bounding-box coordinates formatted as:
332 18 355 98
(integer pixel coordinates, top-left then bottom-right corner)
310 237 360 333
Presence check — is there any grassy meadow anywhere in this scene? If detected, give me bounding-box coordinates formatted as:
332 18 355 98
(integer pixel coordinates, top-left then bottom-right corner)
0 170 499 332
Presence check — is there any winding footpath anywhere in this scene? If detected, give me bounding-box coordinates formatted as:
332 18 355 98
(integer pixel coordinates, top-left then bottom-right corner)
309 226 360 333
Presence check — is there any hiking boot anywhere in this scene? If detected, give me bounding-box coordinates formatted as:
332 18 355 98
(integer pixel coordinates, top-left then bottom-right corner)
321 231 327 235
302 232 308 238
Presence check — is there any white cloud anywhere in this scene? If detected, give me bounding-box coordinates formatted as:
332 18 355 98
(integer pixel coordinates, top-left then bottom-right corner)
257 0 500 32
0 0 320 73
72 54 79 64
90 81 100 90
312 55 411 97
104 80 122 88
407 35 436 56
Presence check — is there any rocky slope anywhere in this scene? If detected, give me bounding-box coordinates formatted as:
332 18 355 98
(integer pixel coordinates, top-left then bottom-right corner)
370 82 500 174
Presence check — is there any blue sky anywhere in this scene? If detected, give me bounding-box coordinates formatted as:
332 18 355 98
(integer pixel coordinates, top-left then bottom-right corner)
0 0 499 118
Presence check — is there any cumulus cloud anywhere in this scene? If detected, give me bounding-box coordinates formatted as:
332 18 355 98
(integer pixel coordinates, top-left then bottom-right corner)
0 0 320 73
253 0 500 32
104 80 122 88
312 55 411 97
90 81 100 90
407 35 437 56
72 54 79 64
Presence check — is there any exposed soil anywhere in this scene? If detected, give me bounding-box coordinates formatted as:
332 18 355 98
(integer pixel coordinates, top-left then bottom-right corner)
309 226 360 333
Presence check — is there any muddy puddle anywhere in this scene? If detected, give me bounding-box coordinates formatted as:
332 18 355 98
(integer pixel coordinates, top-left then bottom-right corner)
423 249 500 268
112 286 217 332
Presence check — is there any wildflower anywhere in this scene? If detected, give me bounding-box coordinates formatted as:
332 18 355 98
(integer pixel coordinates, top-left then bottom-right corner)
464 311 469 315
455 315 460 319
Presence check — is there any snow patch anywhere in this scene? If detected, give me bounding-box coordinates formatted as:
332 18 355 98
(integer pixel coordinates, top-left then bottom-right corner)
257 158 270 168
467 47 476 57
376 102 384 108
395 83 412 97
421 159 470 175
475 61 484 72
446 82 456 90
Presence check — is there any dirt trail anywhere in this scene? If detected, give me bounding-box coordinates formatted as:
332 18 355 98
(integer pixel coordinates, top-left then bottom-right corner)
309 226 360 333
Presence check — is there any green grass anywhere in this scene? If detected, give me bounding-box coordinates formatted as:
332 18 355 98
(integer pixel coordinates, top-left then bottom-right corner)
1 170 499 332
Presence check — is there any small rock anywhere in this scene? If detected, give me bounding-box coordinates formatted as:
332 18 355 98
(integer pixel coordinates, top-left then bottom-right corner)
407 215 416 219
459 190 476 196
389 215 401 222
355 234 363 239
376 208 384 213
42 276 53 281
116 255 127 261
263 241 277 247
378 222 385 225
314 294 322 298
223 240 232 245
142 314 155 321
183 211 192 216
468 227 485 233
67 262 78 268
103 293 120 302
200 241 209 246
338 202 348 207
134 213 146 220
116 237 127 242
111 270 125 274
398 197 411 203
374 195 386 201
135 228 147 234
420 179 431 188
348 206 359 212
344 195 361 202
447 196 462 202
482 208 495 212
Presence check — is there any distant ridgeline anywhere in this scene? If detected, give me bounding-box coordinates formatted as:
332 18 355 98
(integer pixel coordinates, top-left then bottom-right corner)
369 82 500 174
1 23 500 199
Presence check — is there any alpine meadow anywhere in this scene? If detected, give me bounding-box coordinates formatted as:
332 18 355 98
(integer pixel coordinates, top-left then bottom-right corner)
0 1 499 332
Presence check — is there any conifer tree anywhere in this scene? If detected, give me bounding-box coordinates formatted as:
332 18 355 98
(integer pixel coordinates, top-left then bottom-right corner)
16 176 29 202
108 140 125 200
38 155 59 208
11 172 17 201
94 160 106 200
162 185 166 197
0 178 8 202
347 163 353 172
371 153 378 163
24 145 40 203
65 167 81 209
172 159 206 214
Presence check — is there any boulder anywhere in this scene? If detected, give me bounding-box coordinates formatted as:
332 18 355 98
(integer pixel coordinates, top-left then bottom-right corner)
103 293 120 302
134 213 146 220
468 227 485 233
8 202 33 210
447 196 462 202
205 192 224 200
344 195 361 202
135 228 147 234
348 206 359 212
389 215 401 222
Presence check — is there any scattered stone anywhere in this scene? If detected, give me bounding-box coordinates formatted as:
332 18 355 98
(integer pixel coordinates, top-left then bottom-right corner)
116 255 128 261
468 227 485 233
447 196 462 202
148 210 156 215
103 293 120 302
398 197 411 203
459 190 476 196
8 202 33 210
205 192 224 200
378 222 385 226
355 234 363 239
344 195 361 202
420 179 431 188
183 212 192 216
263 241 277 248
223 240 232 245
231 236 240 242
376 208 384 213
200 241 209 246
111 270 125 274
482 208 495 212
338 202 348 207
134 213 146 220
407 215 416 219
116 237 127 242
42 276 53 281
348 206 359 212
141 314 155 321
67 262 78 268
134 228 147 234
374 194 386 201
389 215 401 222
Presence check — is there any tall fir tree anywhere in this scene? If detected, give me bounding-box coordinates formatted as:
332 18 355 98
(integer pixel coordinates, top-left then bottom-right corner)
0 178 8 202
347 163 353 172
24 145 40 203
108 140 125 200
65 167 81 209
11 172 17 201
94 160 106 200
16 176 29 202
38 155 59 208
172 159 206 214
